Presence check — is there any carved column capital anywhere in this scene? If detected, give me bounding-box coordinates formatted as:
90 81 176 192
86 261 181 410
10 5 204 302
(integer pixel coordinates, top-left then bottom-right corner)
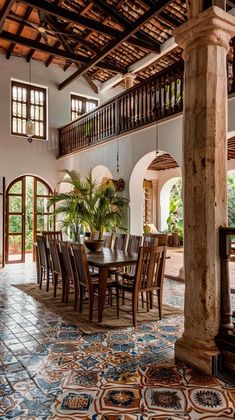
174 6 235 58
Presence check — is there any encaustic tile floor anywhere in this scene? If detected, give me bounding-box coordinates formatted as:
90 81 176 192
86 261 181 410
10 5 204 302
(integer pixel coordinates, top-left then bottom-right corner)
0 264 235 419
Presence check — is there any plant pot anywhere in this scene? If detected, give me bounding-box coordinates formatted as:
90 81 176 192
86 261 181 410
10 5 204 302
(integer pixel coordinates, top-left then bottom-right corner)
84 239 104 252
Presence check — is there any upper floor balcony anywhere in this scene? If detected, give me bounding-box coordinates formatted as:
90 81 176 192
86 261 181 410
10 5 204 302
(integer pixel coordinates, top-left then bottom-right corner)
59 59 235 158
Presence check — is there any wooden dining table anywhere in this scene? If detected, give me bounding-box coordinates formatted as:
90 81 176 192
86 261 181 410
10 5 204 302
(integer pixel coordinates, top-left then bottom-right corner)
87 248 138 322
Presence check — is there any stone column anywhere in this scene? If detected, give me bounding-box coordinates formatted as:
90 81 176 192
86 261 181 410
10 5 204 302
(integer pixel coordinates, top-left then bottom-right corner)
123 73 135 90
174 6 235 374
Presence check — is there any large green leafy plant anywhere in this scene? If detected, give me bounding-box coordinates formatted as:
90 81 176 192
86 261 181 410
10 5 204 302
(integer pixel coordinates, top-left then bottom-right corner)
49 170 128 242
166 179 184 242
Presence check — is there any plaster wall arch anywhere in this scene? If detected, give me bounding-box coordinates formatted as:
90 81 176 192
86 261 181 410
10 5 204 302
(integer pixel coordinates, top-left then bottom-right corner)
129 151 182 236
57 115 183 200
91 165 113 184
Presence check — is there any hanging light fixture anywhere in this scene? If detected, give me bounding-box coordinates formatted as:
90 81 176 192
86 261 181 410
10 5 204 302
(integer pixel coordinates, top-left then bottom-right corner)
155 123 160 156
26 61 35 143
116 138 120 173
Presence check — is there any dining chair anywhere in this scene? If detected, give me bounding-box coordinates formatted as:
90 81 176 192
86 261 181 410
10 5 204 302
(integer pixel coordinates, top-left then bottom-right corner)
48 239 64 300
102 232 113 248
113 233 128 251
60 241 78 308
116 245 167 327
36 235 51 292
42 230 63 245
71 243 117 321
147 233 168 246
143 235 159 246
109 233 128 281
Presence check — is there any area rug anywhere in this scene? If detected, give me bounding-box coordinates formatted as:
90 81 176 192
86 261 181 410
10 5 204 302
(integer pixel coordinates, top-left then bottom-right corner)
12 282 183 332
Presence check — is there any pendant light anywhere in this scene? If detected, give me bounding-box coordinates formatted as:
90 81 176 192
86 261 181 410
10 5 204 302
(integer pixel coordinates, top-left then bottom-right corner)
26 61 35 143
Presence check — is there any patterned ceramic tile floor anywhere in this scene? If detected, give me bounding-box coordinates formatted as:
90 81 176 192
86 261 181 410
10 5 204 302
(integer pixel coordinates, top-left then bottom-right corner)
0 263 234 419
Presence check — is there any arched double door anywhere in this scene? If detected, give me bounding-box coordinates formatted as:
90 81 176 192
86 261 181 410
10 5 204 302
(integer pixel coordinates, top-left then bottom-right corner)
5 175 54 263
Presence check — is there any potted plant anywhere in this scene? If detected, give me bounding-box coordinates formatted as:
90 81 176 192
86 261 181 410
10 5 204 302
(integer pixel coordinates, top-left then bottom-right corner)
48 170 128 248
166 179 183 246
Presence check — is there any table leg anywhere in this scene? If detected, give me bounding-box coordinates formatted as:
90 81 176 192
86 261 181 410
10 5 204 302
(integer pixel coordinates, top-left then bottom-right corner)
98 266 108 323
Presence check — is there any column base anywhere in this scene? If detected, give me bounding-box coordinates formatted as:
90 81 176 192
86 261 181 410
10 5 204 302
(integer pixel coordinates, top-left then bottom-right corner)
175 335 220 375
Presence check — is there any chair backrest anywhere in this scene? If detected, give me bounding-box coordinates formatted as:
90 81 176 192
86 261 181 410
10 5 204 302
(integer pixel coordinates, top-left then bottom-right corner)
102 232 113 248
48 239 62 275
42 230 63 242
60 241 73 279
134 245 167 293
143 235 159 247
147 233 168 246
71 243 90 288
113 233 128 251
90 231 100 240
127 235 142 253
36 235 49 269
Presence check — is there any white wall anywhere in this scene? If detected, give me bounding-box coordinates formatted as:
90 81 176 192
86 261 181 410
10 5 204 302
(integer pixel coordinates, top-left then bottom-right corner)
0 55 122 260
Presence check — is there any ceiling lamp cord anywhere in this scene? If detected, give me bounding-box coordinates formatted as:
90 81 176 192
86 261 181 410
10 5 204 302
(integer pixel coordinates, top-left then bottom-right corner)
26 61 35 144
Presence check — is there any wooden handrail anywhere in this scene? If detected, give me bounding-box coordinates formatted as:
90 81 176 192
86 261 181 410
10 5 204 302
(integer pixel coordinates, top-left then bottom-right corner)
59 55 235 158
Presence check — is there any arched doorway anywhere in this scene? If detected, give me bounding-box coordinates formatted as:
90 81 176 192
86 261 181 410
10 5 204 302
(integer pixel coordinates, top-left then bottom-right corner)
5 175 54 263
129 150 181 235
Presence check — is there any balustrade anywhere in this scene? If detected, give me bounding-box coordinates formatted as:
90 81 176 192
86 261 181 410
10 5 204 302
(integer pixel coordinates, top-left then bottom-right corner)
59 54 235 158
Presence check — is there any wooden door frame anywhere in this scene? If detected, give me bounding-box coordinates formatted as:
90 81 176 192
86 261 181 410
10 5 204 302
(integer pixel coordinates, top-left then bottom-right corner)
5 175 53 264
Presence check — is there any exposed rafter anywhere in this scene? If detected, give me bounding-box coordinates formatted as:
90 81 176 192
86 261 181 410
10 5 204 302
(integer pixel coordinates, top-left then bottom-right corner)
20 0 160 52
94 0 161 48
0 0 15 32
59 0 173 90
21 0 123 38
6 7 32 59
0 31 127 74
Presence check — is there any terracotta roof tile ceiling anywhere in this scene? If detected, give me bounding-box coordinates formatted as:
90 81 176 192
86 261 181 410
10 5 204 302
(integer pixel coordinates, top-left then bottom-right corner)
0 0 234 87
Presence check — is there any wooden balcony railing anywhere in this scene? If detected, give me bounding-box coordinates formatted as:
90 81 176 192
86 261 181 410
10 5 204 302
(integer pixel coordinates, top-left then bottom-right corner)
59 57 235 158
59 61 184 157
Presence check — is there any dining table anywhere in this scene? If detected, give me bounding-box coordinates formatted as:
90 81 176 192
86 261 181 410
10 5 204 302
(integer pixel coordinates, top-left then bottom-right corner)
87 248 138 322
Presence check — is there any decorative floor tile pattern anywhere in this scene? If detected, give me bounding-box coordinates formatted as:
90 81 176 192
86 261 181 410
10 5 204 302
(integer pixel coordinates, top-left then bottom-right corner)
0 263 234 419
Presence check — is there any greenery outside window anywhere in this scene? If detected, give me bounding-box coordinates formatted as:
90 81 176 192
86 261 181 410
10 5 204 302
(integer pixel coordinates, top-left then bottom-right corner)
11 80 47 140
71 94 98 121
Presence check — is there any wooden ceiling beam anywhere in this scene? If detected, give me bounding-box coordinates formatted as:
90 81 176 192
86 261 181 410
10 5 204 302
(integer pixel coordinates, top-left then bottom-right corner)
0 0 15 32
94 0 161 49
126 37 160 53
6 7 32 59
0 30 126 73
21 0 121 38
58 0 173 90
158 11 182 27
26 32 41 61
46 16 99 93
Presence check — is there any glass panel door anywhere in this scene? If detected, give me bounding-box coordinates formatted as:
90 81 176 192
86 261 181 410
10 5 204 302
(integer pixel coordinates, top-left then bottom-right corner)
6 178 25 263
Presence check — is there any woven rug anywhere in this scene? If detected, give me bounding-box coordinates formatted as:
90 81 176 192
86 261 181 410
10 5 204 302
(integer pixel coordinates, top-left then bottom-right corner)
12 283 183 332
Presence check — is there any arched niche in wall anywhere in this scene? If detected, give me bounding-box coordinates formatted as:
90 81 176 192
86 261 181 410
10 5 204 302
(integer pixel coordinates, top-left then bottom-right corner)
91 165 113 185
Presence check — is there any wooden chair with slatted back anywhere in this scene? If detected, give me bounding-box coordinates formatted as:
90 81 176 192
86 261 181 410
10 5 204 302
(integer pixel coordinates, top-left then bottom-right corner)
102 232 113 248
143 235 159 247
48 239 64 300
71 243 117 321
147 233 168 246
116 245 167 327
60 241 77 308
36 235 51 292
113 233 128 251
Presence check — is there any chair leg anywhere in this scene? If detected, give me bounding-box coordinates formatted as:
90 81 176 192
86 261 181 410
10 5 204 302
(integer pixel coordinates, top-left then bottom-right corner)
53 273 58 298
61 276 65 303
89 289 94 322
146 292 150 312
79 285 84 313
122 289 125 305
158 289 162 320
116 286 120 319
132 294 137 328
39 267 43 289
141 292 144 308
150 291 153 309
46 268 50 292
